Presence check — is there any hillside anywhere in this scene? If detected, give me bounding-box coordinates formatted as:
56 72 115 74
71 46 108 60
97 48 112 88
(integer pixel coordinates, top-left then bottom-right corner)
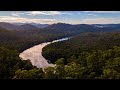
12 23 49 28
19 24 39 30
45 23 120 33
0 22 39 30
0 27 75 52
42 31 120 63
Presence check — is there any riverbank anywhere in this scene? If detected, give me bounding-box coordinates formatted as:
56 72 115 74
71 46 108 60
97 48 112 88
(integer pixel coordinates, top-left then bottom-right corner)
19 37 70 68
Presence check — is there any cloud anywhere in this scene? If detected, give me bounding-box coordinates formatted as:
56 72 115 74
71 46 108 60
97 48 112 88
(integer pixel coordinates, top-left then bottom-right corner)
63 12 72 15
0 16 57 24
86 14 97 16
11 12 24 17
77 12 97 17
26 11 72 16
80 17 120 24
94 11 120 13
11 13 20 17
83 11 120 14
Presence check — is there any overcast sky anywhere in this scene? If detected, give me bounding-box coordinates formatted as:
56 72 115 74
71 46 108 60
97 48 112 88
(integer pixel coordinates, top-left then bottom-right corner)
0 11 120 24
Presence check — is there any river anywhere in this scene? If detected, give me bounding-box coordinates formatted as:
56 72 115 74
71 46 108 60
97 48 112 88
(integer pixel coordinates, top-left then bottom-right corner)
19 37 70 68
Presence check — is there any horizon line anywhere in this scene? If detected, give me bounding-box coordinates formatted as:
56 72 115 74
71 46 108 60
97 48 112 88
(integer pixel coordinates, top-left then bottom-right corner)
0 21 120 25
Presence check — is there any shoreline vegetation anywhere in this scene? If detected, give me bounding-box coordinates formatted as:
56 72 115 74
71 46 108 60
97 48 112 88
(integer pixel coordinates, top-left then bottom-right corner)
19 37 70 68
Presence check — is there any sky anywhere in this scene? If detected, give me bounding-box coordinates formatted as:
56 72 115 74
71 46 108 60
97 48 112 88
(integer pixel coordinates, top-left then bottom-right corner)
0 11 120 24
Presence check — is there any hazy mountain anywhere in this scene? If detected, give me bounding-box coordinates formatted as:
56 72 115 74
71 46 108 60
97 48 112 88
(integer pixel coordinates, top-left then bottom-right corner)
46 23 120 32
92 24 120 28
0 26 7 31
19 24 39 30
45 23 99 33
28 23 49 28
46 23 73 30
0 22 20 30
12 22 49 28
0 22 39 30
11 23 25 25
1 22 120 32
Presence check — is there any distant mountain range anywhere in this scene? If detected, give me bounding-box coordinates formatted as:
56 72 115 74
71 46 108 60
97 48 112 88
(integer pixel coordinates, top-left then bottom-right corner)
0 22 120 32
45 23 120 33
12 22 49 28
0 22 49 30
92 24 120 28
28 23 49 28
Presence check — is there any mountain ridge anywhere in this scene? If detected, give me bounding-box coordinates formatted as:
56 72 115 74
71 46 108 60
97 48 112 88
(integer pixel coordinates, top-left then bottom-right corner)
1 22 120 32
0 22 48 30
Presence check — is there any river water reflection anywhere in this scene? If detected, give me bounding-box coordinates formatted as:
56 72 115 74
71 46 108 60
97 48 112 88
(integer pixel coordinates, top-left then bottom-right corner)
19 37 70 68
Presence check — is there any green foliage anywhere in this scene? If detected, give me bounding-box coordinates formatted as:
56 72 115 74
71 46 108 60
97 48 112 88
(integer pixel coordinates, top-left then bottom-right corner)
55 58 65 65
42 46 120 79
1 29 120 79
44 67 56 79
67 55 78 64
102 69 120 79
12 45 120 79
0 28 74 53
42 32 120 63
13 68 44 79
0 47 34 79
65 62 82 79
54 58 68 79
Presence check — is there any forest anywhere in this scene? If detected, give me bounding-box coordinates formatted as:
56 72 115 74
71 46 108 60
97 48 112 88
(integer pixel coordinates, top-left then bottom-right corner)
1 22 120 79
0 23 78 79
42 31 120 63
10 45 120 79
0 27 75 53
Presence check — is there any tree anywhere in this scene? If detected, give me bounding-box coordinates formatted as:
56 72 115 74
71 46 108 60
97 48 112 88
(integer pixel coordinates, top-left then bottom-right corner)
44 67 56 79
65 62 88 79
55 58 65 79
13 68 45 79
67 55 78 64
0 47 35 79
86 51 104 74
55 58 65 65
102 69 120 79
0 47 21 79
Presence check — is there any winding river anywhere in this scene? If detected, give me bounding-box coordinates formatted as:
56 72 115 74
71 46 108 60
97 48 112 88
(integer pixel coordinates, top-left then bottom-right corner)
19 37 70 68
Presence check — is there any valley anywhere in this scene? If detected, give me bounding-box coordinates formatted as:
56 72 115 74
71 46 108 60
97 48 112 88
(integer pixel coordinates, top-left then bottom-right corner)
1 21 120 79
